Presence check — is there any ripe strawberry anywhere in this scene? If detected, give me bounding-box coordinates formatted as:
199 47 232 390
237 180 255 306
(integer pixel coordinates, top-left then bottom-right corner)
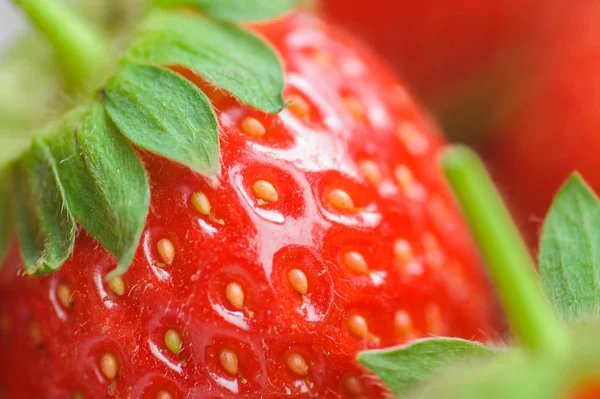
0 3 500 398
319 0 566 139
485 2 600 248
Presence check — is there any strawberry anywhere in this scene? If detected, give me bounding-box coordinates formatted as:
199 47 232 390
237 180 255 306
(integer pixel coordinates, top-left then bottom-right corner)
0 1 500 397
318 0 566 140
484 2 600 249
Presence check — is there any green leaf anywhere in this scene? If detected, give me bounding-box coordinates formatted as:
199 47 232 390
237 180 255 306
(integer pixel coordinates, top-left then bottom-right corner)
539 174 600 322
46 102 150 279
358 338 497 397
156 0 294 21
411 350 565 399
0 168 14 264
128 9 285 113
12 138 75 275
104 62 219 176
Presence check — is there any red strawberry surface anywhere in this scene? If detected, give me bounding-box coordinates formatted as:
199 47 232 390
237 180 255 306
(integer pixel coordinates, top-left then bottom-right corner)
485 2 600 248
0 13 500 398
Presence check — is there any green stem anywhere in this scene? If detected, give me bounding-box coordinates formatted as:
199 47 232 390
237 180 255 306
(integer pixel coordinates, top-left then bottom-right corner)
12 0 110 92
442 146 567 356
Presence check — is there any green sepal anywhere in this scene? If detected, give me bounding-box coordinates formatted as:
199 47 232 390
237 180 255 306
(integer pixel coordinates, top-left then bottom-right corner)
0 168 15 265
45 102 150 279
12 137 76 275
358 338 497 397
539 174 600 322
155 0 294 22
128 9 285 114
103 62 219 176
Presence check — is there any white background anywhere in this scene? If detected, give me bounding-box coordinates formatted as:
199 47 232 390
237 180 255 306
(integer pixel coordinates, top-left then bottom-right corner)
0 1 25 50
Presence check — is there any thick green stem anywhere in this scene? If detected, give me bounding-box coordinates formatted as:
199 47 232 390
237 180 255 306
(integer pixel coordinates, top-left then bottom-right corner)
12 0 110 92
442 146 567 356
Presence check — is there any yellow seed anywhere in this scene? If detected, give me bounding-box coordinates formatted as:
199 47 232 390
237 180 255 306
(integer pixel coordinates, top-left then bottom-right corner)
108 276 126 296
220 348 239 375
29 321 42 344
342 251 368 274
288 269 308 295
344 376 363 396
327 189 355 212
225 282 245 310
191 191 212 216
72 392 85 399
287 95 310 118
394 165 424 199
357 160 382 186
394 310 416 339
164 329 183 355
394 239 414 263
344 96 365 120
312 50 334 67
56 282 73 309
397 122 428 154
426 304 445 335
99 352 119 380
347 314 369 338
286 352 309 376
252 180 279 204
241 117 266 138
156 238 175 266
155 391 173 399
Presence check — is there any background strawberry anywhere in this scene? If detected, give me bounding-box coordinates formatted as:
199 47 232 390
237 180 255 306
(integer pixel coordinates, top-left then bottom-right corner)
484 1 600 249
0 2 501 398
318 0 567 140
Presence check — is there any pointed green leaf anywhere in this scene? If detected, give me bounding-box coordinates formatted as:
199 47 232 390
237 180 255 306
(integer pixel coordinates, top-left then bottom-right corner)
156 0 294 21
358 338 497 397
12 138 75 275
128 9 285 113
539 174 600 322
104 63 219 176
0 168 13 264
46 102 150 279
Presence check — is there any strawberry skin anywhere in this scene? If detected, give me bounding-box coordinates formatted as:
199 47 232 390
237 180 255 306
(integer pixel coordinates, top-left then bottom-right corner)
0 13 500 398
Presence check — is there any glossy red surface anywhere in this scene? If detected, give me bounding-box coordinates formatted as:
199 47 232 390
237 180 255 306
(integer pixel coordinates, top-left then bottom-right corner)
0 13 500 398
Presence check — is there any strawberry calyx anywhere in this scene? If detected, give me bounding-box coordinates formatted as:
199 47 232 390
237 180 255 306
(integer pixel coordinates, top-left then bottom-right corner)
360 147 600 398
0 0 293 278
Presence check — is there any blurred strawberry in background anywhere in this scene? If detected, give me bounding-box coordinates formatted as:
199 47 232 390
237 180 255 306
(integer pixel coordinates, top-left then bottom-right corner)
319 0 566 141
484 1 600 248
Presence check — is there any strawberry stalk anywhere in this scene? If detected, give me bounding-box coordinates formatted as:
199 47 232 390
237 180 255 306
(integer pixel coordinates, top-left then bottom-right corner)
11 0 110 92
442 146 567 356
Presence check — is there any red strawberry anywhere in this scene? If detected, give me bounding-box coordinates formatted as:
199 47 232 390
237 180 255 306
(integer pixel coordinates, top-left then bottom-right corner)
319 0 566 139
485 2 600 248
0 5 500 399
